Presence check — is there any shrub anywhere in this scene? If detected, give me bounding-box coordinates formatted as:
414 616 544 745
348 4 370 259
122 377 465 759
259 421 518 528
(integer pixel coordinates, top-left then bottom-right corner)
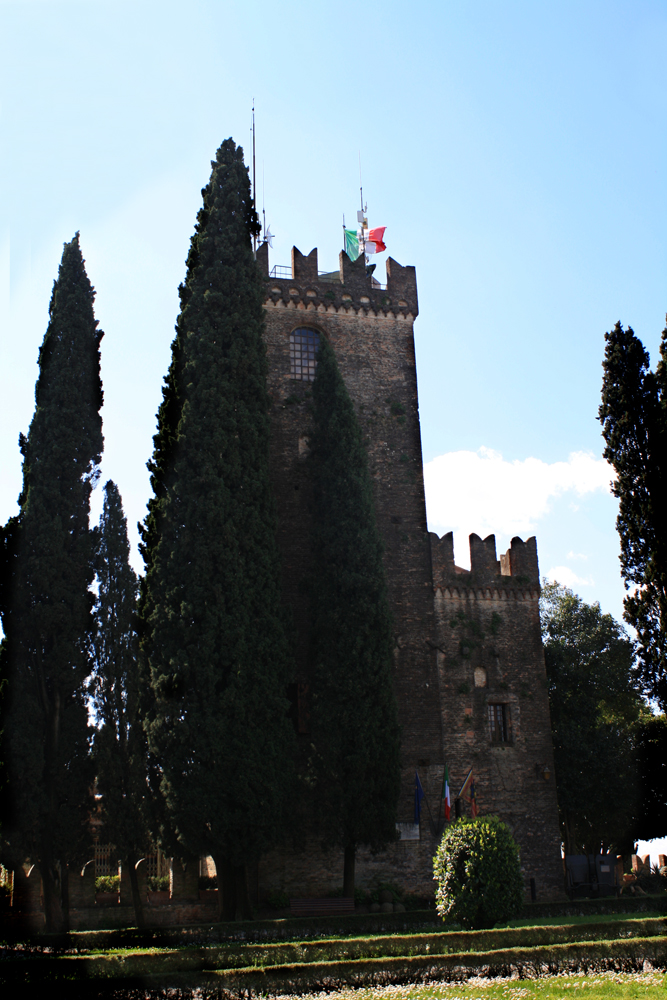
433 815 524 929
148 875 170 892
95 875 120 894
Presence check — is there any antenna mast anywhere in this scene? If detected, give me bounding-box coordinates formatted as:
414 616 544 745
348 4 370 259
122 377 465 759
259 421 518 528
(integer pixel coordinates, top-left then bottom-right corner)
358 152 367 258
252 99 257 253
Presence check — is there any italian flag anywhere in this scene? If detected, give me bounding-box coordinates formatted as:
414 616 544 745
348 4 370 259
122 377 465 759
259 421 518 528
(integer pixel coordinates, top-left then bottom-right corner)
364 226 387 254
442 765 451 822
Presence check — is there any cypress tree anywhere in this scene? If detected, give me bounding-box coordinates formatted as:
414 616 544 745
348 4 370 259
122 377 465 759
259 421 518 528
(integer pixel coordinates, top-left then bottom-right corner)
91 480 148 927
599 320 667 710
138 138 296 920
1 234 103 932
308 336 401 897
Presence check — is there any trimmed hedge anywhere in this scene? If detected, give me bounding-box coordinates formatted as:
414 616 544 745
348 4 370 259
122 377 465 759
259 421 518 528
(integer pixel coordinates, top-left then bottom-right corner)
2 934 667 989
2 918 666 984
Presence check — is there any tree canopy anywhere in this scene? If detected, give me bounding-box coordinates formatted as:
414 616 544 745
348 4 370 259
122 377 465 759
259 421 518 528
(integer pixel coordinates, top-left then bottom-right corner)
540 581 641 855
138 138 296 919
600 320 667 711
0 233 103 932
308 335 401 896
91 480 148 927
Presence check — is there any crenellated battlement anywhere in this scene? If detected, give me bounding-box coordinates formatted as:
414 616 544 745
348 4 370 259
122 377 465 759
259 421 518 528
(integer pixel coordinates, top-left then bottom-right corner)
429 530 540 590
256 243 418 318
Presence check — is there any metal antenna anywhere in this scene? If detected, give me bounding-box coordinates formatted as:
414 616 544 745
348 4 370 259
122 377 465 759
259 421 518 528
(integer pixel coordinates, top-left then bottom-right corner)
252 99 257 253
359 151 363 213
262 162 266 243
358 152 367 258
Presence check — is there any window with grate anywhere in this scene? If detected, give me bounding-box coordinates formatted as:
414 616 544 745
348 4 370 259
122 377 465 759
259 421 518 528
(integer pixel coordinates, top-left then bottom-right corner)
289 328 320 381
488 703 512 744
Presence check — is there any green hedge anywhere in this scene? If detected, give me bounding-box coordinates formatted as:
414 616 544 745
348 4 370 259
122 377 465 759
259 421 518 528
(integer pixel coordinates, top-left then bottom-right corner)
2 918 666 984
3 934 667 988
434 817 524 929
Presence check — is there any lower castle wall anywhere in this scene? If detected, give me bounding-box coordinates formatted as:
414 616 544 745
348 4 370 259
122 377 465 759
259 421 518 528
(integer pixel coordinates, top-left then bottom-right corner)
434 580 564 900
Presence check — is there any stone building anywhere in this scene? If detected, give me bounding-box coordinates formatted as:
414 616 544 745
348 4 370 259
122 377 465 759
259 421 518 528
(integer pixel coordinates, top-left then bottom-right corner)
255 241 563 901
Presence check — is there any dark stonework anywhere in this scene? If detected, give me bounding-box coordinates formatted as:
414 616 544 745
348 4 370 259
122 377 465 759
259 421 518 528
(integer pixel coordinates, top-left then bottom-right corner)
259 245 564 901
430 532 564 900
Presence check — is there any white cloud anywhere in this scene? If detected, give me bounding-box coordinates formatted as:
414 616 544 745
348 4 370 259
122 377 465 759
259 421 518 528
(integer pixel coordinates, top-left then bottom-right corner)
423 447 613 568
544 566 594 589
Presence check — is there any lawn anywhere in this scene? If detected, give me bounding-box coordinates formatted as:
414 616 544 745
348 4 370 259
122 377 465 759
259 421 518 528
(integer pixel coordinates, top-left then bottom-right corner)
281 970 667 1000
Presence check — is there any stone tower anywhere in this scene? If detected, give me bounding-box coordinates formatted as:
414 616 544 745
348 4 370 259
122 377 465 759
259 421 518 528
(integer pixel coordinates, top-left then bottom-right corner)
256 242 563 900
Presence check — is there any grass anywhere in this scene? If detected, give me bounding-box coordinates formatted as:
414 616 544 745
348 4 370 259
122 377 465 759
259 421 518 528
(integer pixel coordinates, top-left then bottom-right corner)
2 908 667 993
276 971 667 999
496 913 660 929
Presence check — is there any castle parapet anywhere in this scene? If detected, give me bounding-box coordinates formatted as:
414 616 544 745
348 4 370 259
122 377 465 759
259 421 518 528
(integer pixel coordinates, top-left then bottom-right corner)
429 531 540 589
293 246 318 281
258 244 418 317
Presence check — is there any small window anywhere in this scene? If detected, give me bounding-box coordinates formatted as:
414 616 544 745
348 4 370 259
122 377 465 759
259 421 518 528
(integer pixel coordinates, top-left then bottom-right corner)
289 328 320 381
488 703 512 744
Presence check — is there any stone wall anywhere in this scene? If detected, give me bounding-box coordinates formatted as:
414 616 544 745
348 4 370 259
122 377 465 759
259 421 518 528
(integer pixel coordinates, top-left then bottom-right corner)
259 246 563 900
430 530 564 899
261 246 443 844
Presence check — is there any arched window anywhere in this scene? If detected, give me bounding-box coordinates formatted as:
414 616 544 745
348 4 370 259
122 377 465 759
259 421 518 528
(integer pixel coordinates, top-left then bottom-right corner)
289 328 320 381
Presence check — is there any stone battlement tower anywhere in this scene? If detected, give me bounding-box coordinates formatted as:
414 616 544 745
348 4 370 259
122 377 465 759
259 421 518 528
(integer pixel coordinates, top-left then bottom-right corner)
256 242 563 900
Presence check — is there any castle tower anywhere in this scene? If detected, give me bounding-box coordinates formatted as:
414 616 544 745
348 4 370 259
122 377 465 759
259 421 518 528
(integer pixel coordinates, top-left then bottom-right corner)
256 242 562 900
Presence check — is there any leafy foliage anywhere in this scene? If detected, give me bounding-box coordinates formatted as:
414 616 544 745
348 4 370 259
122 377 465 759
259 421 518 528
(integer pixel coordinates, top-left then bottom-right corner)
90 480 148 925
308 335 401 888
633 714 667 842
1 234 103 931
600 320 667 710
138 139 296 918
433 816 524 929
148 875 170 892
95 875 120 894
540 581 642 854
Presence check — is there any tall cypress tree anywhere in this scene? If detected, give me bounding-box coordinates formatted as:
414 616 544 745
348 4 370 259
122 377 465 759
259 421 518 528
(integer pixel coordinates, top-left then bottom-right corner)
1 234 103 932
308 336 401 897
139 138 296 920
600 320 667 710
91 480 147 928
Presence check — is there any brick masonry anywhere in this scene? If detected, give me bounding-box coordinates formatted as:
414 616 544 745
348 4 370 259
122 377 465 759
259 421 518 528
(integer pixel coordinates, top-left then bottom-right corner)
257 243 564 901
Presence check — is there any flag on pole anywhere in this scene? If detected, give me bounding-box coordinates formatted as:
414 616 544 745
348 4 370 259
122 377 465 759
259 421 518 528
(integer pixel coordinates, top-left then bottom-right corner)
344 228 360 261
442 765 451 822
365 226 387 254
470 778 478 818
414 771 425 824
459 768 473 801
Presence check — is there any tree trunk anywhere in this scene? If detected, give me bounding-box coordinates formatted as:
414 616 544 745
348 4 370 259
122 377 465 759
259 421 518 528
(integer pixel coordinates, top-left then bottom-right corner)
61 863 70 933
213 854 236 922
40 856 64 934
234 864 253 921
343 844 355 899
127 854 145 929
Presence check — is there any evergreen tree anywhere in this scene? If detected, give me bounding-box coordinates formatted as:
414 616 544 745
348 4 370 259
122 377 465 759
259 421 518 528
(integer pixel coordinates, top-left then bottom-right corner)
633 715 667 842
138 138 296 920
1 234 103 932
91 480 147 927
308 335 401 897
599 320 667 710
540 582 641 855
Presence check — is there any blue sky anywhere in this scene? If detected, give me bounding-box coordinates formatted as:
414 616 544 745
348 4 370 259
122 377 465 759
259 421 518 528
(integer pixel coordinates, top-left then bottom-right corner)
2 0 666 628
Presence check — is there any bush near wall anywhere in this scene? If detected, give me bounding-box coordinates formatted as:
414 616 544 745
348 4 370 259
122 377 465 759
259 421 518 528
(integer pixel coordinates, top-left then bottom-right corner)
434 816 524 930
